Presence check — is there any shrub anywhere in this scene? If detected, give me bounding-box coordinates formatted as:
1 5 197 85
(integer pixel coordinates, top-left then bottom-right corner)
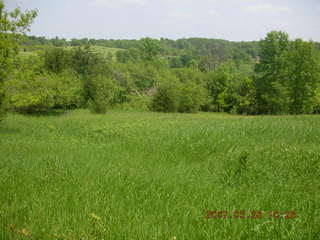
205 69 232 112
151 78 181 113
231 76 257 115
4 70 55 114
117 95 151 111
43 47 71 73
312 88 320 114
123 62 161 91
178 81 206 113
88 75 118 114
173 68 205 85
50 70 84 109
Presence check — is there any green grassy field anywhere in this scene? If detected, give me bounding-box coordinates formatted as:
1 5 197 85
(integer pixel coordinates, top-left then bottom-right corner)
1 110 319 240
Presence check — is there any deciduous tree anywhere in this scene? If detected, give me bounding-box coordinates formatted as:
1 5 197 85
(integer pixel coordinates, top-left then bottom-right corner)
0 0 37 120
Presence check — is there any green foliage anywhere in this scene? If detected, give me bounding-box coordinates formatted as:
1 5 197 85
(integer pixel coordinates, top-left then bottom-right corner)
255 31 320 114
88 75 118 114
125 62 161 91
3 29 320 116
116 48 140 63
254 31 291 114
217 75 257 115
50 70 84 109
205 67 232 112
312 88 320 113
43 47 71 73
0 1 37 117
139 37 161 61
178 81 206 113
70 45 108 76
117 95 151 111
4 70 55 114
232 76 257 115
285 39 320 114
68 46 112 106
173 68 205 85
151 75 206 113
151 77 181 112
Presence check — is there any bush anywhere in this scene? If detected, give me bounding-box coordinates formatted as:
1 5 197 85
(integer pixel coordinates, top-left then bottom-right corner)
43 47 71 73
4 70 55 114
50 70 84 109
178 81 207 113
151 78 181 113
117 95 151 111
217 75 257 115
231 76 257 115
312 88 320 114
88 75 118 114
173 68 205 85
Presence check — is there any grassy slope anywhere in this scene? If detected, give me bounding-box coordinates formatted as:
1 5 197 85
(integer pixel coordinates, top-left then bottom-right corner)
0 110 319 240
19 45 122 59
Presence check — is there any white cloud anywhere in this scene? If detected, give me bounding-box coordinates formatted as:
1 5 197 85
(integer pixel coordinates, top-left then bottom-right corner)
244 4 293 15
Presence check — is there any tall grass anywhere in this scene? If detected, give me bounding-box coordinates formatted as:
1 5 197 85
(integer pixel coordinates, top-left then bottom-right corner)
0 110 319 239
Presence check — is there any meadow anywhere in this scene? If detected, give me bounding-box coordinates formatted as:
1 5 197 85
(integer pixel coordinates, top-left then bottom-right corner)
0 110 320 240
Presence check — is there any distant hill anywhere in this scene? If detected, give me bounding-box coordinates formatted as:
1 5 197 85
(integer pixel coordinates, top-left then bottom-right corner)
21 35 319 72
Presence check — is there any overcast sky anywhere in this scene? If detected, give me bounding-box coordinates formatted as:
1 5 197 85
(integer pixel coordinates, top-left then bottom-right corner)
4 0 320 41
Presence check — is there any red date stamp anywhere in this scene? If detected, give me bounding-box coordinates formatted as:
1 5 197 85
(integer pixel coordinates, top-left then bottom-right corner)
205 210 297 220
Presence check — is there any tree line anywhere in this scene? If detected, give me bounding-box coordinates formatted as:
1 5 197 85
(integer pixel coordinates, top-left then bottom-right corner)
1 1 320 120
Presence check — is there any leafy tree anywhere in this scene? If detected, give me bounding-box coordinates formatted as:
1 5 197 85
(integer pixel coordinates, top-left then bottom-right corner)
70 45 106 76
169 56 183 68
254 31 290 114
88 75 118 114
126 62 161 91
205 67 232 112
173 68 205 85
198 55 220 72
285 39 320 114
233 76 257 115
254 31 320 114
116 48 140 63
151 77 181 112
70 46 110 104
4 70 55 114
43 47 71 73
178 81 206 113
0 0 37 119
50 70 84 109
139 38 161 61
312 88 320 113
110 62 135 100
217 75 257 114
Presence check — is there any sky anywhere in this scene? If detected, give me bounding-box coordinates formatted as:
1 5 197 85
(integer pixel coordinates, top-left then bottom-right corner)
4 0 320 41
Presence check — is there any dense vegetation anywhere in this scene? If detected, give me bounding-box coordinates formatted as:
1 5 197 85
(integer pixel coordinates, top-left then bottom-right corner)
1 0 319 117
0 1 37 120
6 32 318 116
